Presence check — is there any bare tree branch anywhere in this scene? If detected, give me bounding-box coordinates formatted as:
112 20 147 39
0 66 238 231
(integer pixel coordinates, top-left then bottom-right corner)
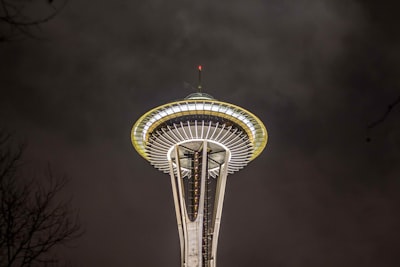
0 130 83 267
366 95 400 142
0 0 67 41
367 96 400 130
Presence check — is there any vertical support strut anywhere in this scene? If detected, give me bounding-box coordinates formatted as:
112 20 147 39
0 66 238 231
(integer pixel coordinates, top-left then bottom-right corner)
169 147 185 267
175 145 190 266
209 150 230 267
198 141 208 267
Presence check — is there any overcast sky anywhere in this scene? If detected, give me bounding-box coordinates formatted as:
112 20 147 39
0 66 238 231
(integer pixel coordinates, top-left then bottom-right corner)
1 0 400 266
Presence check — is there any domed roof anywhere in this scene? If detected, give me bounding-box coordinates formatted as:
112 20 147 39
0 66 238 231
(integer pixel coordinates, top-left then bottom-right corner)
184 92 215 100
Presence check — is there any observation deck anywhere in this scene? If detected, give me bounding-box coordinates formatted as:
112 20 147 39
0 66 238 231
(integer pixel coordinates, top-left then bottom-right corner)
131 92 268 177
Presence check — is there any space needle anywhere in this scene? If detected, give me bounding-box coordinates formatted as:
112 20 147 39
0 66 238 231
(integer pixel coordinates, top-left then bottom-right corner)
131 66 268 267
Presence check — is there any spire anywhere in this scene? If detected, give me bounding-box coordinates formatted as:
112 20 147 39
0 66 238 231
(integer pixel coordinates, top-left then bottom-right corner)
185 65 215 100
197 65 202 92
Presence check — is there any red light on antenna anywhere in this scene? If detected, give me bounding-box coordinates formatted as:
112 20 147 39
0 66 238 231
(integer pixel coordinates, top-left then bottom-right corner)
198 65 202 71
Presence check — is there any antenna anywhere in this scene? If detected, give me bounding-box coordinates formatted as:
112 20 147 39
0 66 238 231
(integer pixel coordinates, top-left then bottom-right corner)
197 65 202 92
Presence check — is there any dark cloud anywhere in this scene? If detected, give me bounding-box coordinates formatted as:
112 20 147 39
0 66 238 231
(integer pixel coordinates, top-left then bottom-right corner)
1 0 400 266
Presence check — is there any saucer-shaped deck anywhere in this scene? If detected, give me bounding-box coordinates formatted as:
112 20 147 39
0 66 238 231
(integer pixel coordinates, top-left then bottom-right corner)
131 93 268 176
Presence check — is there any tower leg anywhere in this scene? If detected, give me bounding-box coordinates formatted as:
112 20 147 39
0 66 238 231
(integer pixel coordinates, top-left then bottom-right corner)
210 150 230 267
169 154 185 266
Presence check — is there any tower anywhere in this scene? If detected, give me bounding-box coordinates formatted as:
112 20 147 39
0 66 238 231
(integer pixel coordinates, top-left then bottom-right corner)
131 73 268 267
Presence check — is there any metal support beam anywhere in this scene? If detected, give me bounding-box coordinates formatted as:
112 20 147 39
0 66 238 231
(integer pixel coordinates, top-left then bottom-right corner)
169 150 185 267
210 150 230 267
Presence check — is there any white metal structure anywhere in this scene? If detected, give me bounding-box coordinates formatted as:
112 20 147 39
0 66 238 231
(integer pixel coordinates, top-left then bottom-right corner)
131 92 268 267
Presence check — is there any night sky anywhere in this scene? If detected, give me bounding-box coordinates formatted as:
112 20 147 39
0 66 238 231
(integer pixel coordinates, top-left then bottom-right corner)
1 0 400 266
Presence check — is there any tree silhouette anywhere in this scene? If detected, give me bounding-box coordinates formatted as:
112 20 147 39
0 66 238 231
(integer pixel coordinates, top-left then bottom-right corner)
0 131 83 267
0 0 66 41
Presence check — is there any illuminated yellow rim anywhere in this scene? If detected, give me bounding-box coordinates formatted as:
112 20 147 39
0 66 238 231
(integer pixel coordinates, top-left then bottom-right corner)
131 99 268 161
